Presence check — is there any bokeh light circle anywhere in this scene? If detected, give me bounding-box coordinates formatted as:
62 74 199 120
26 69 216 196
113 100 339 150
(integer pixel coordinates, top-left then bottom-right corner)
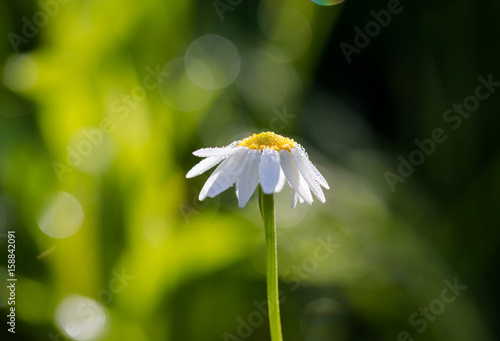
2 54 39 92
185 34 241 90
310 0 344 6
55 295 107 341
159 57 213 112
184 57 215 90
37 192 84 238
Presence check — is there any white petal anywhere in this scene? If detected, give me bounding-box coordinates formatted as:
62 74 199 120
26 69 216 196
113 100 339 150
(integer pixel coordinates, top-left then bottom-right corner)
236 149 260 207
279 150 313 204
206 149 249 198
292 148 325 203
193 146 241 158
199 158 230 201
186 156 224 178
296 146 329 189
297 178 307 203
274 169 286 193
290 186 305 208
259 148 281 194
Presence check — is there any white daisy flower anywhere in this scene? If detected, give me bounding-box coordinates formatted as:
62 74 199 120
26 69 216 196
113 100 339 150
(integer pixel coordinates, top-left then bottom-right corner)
186 131 330 208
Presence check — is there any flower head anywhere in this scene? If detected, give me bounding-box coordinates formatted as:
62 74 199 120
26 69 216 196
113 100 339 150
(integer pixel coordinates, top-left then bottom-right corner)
186 132 329 208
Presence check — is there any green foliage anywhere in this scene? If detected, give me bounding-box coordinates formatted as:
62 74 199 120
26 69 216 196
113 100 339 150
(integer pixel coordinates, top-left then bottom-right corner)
0 0 499 340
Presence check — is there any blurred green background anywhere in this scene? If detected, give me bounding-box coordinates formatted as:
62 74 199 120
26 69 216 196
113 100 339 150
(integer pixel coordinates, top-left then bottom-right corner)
1 0 499 340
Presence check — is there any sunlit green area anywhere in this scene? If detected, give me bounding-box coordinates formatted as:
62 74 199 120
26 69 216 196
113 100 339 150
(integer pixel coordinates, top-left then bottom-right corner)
1 0 499 340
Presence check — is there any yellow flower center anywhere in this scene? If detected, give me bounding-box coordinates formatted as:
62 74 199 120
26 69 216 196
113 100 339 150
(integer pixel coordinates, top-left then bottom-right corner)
238 132 295 151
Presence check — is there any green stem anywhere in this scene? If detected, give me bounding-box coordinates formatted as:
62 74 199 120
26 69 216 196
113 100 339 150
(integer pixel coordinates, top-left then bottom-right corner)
259 187 283 341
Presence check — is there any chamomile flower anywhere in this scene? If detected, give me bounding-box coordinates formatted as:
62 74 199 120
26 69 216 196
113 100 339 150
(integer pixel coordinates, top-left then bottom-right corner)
186 132 329 208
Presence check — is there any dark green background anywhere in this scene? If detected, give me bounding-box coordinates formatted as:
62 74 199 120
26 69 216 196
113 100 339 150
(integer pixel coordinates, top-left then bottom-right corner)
1 0 499 340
